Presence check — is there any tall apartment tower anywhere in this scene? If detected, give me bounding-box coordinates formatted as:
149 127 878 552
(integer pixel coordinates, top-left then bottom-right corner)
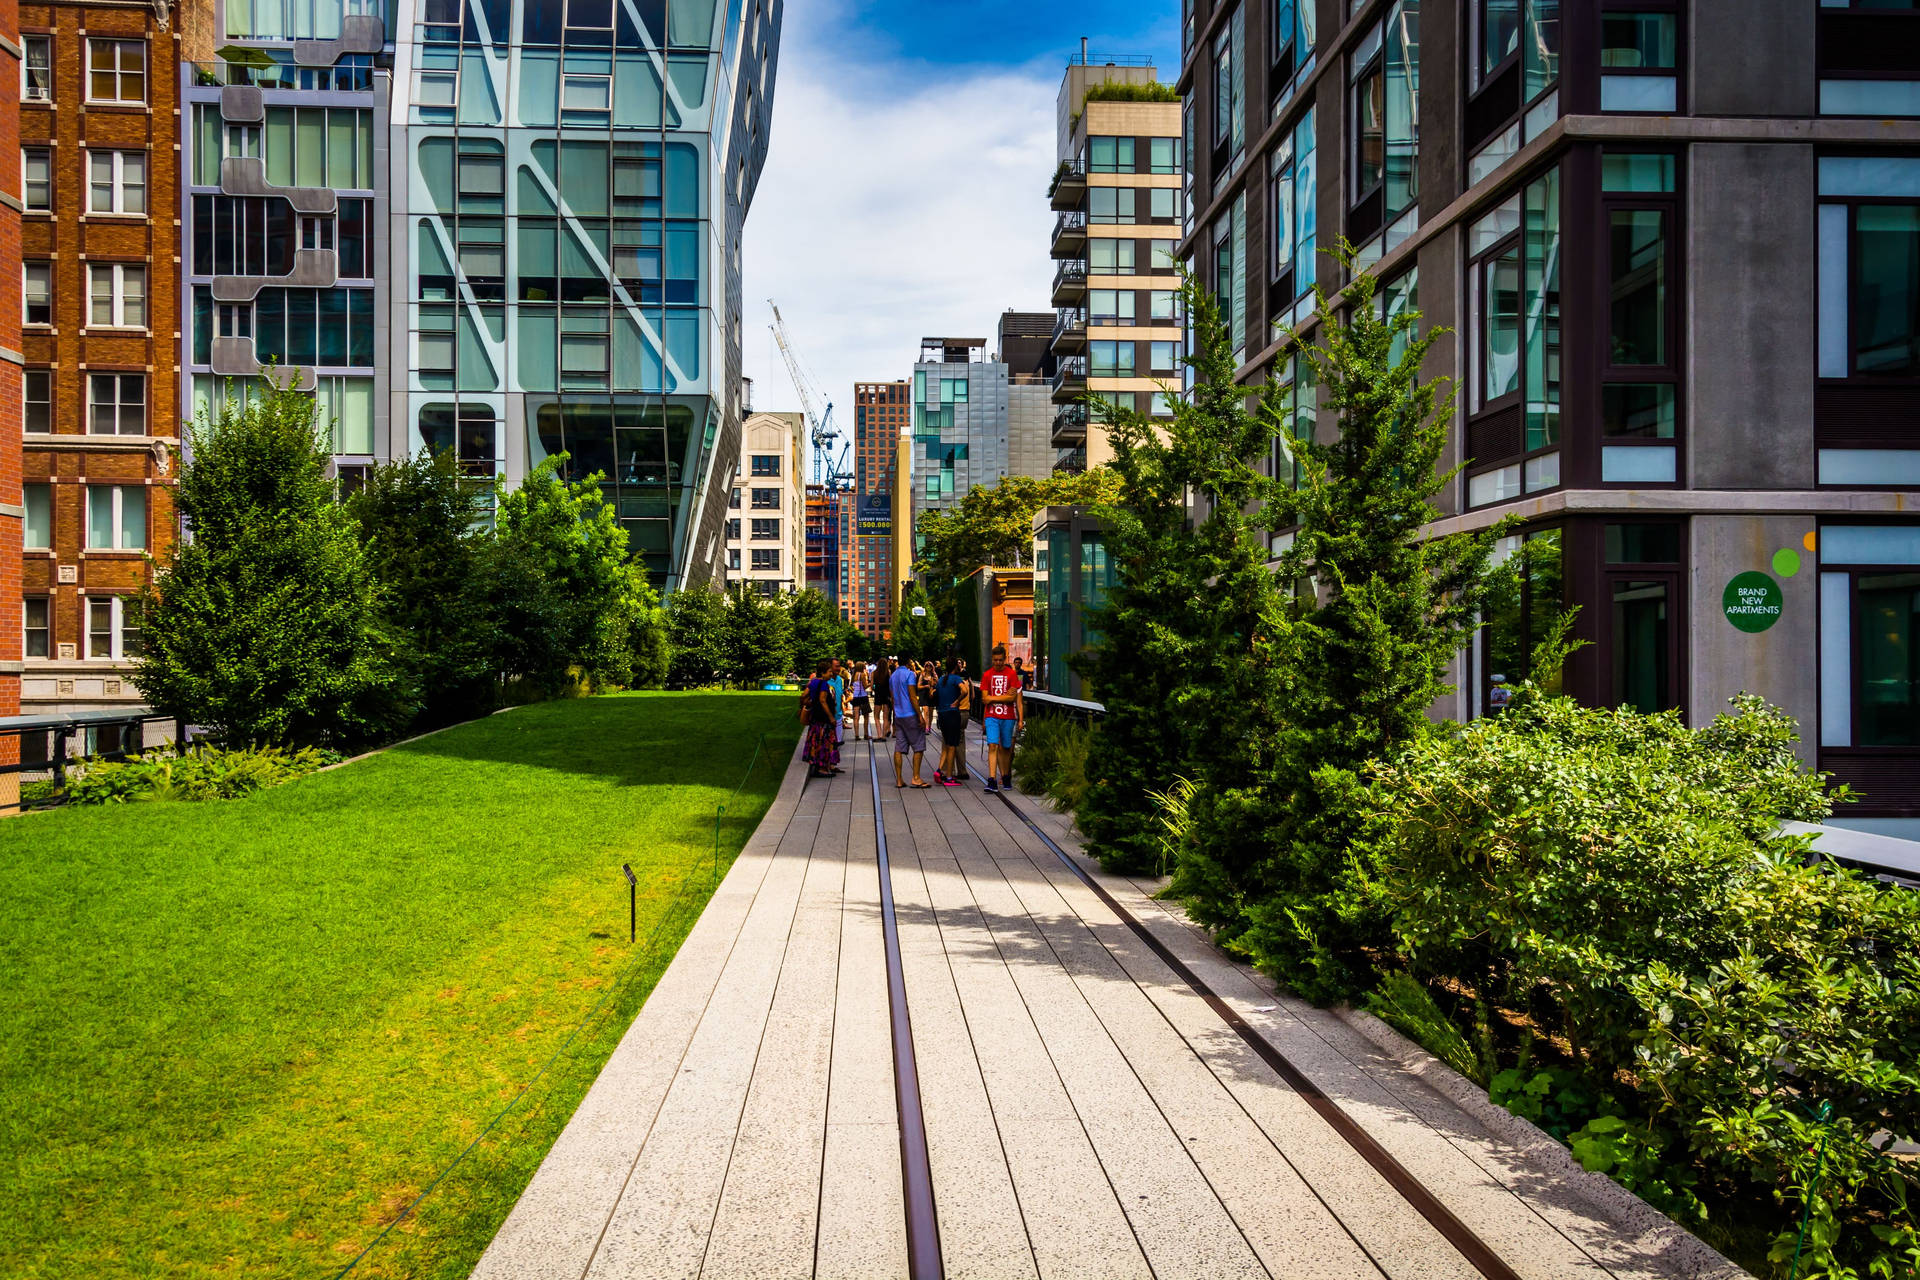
179 0 779 594
725 409 801 596
20 0 182 717
1181 0 1920 826
850 379 907 637
1048 56 1185 471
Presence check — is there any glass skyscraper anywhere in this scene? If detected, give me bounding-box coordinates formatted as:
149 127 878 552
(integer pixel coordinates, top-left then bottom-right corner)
180 0 780 590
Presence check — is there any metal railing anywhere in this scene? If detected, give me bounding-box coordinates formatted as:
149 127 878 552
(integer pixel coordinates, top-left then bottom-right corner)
1052 210 1087 241
1052 357 1088 394
1052 260 1088 293
0 710 193 812
1052 307 1088 342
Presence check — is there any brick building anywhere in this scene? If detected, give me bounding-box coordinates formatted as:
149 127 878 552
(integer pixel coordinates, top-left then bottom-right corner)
19 0 179 717
849 380 907 638
0 0 22 751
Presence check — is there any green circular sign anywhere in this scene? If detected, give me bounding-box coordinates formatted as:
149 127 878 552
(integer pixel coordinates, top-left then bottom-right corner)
1723 571 1784 633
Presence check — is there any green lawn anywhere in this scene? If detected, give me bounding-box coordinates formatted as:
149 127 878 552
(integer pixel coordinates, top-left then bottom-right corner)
0 692 799 1279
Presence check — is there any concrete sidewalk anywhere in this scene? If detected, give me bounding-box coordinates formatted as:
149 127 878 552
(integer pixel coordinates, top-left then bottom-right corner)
469 740 1742 1280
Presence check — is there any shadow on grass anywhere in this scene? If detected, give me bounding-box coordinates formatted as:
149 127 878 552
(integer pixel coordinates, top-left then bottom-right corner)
394 692 801 792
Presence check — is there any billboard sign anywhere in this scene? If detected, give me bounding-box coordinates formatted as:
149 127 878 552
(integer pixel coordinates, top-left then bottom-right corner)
856 493 892 539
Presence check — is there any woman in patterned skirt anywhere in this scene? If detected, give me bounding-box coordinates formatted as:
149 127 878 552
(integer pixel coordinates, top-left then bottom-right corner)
803 657 841 777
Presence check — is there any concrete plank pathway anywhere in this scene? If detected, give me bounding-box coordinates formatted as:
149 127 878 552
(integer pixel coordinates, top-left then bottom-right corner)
471 739 1742 1280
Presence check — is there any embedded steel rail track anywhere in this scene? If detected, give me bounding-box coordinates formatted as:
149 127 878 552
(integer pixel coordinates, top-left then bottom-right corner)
977 744 1522 1280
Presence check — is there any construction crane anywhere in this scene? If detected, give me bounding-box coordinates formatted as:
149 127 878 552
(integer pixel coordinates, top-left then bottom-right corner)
768 301 841 487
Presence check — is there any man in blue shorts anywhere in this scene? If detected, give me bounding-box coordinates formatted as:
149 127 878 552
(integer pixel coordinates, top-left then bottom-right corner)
890 656 930 788
979 643 1023 793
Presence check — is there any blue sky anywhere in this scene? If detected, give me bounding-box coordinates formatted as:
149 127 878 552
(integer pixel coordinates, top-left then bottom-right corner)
740 0 1182 469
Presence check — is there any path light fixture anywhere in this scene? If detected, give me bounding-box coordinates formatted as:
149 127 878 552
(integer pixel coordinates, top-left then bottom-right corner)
621 863 637 943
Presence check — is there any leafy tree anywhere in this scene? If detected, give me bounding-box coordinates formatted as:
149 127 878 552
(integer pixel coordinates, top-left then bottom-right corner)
667 585 728 687
135 380 412 748
915 470 1120 585
891 582 943 662
487 457 634 697
722 584 792 687
624 570 672 689
346 448 497 726
1178 252 1519 1001
787 588 855 672
1077 278 1285 875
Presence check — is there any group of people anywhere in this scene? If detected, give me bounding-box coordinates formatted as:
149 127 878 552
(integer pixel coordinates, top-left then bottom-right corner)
800 647 1027 795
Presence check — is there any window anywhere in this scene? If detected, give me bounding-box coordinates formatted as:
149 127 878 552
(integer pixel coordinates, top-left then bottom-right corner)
751 454 780 476
88 151 147 215
22 35 51 102
1090 289 1137 325
1090 340 1136 376
88 264 146 329
1213 14 1237 148
23 264 53 334
1150 290 1181 322
1149 138 1182 174
1819 157 1920 380
415 69 459 114
217 302 252 339
24 485 51 550
561 74 612 124
1089 137 1137 174
23 599 49 660
1467 167 1564 505
1089 238 1136 273
1478 529 1564 712
1601 153 1679 483
726 517 741 541
23 149 51 212
1089 187 1138 224
316 377 375 455
1269 109 1317 303
87 39 146 104
1150 340 1181 373
1272 0 1318 94
86 485 146 550
25 371 51 434
255 287 376 368
86 597 142 661
1352 25 1386 200
1819 526 1920 748
1480 0 1520 80
751 486 779 509
89 374 145 436
1600 12 1678 112
728 486 741 509
751 548 781 571
301 216 334 252
1605 523 1683 714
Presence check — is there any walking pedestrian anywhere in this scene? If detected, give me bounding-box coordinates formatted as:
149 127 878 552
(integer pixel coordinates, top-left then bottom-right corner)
980 643 1024 793
828 659 846 749
803 658 841 778
875 658 893 738
890 656 930 788
934 656 969 786
849 664 872 740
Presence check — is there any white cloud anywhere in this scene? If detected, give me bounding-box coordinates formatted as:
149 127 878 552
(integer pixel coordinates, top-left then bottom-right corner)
739 0 1059 480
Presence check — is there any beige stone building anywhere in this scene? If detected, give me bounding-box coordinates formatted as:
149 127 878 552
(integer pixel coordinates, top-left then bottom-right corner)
1048 62 1184 469
725 410 804 597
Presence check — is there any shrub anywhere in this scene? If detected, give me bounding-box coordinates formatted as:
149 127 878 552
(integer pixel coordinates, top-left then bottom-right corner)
1365 689 1919 1275
1082 82 1178 103
1012 716 1092 812
66 745 336 805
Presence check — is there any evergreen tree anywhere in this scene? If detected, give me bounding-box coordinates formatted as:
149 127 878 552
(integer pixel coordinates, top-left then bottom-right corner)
346 448 497 726
1077 280 1286 875
891 582 943 661
1176 253 1518 1002
666 585 728 687
135 380 412 748
722 583 792 687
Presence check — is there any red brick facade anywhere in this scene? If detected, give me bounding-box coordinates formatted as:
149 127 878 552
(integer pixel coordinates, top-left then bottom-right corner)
0 0 25 744
18 0 179 714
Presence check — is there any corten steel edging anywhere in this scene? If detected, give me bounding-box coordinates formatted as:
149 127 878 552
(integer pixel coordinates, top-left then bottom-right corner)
989 787 1524 1280
866 746 945 1280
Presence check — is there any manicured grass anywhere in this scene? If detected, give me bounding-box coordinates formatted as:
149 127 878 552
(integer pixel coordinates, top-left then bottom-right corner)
0 692 800 1279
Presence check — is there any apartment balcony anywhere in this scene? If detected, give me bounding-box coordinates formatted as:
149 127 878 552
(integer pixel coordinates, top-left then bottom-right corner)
1054 446 1088 476
211 248 339 302
1051 355 1088 404
220 156 336 215
1050 306 1088 357
1051 405 1088 448
209 337 315 391
1048 157 1087 211
1050 210 1088 259
1050 259 1088 308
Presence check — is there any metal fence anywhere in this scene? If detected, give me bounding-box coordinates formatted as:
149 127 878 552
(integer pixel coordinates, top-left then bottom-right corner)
0 710 192 812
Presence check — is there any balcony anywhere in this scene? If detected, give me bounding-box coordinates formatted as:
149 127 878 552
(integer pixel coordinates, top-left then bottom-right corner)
1051 405 1088 448
1054 446 1088 476
1050 259 1088 307
1051 356 1088 404
1051 306 1088 355
1050 210 1087 259
1048 157 1087 211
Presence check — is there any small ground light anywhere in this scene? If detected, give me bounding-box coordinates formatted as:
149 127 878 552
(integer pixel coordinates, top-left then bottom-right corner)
621 863 637 943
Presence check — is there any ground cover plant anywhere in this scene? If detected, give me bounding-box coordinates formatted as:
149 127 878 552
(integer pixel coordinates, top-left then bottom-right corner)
63 744 337 804
0 692 798 1280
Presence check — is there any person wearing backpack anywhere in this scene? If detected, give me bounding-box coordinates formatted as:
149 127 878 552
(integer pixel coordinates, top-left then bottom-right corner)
934 656 970 786
801 658 840 778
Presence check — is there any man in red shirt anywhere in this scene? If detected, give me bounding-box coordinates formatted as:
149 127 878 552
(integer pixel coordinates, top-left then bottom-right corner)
980 643 1024 793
